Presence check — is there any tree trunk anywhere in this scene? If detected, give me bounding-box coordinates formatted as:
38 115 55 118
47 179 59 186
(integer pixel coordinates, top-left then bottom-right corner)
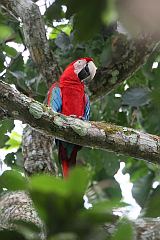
22 125 57 176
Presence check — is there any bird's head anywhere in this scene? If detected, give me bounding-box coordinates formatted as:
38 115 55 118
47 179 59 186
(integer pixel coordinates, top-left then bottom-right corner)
60 57 97 86
73 57 97 83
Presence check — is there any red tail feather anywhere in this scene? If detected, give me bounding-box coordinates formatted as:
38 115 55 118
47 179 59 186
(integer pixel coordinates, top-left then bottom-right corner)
62 159 69 177
58 142 78 178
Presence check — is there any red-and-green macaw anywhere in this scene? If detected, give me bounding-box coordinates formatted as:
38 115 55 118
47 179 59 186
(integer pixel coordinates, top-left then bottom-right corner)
47 57 97 177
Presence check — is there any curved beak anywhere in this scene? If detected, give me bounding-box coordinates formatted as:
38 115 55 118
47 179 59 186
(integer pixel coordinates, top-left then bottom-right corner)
78 63 90 81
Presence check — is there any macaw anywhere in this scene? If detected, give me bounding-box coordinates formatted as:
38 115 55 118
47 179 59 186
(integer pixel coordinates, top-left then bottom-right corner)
47 57 97 177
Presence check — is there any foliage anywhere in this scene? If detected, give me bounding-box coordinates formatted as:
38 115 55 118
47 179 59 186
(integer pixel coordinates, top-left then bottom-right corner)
0 168 125 240
1 0 160 239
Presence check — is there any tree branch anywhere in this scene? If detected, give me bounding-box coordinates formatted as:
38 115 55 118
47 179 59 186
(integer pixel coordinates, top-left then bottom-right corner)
0 0 59 87
89 34 160 101
0 191 45 239
0 107 10 120
104 217 160 240
0 80 160 165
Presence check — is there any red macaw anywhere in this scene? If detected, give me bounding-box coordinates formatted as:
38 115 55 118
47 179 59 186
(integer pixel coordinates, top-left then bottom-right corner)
47 57 97 177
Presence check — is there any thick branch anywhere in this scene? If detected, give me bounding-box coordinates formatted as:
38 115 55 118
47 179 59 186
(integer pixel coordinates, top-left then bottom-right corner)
104 218 160 240
0 107 10 119
0 0 59 86
89 34 159 100
0 191 45 239
0 80 160 165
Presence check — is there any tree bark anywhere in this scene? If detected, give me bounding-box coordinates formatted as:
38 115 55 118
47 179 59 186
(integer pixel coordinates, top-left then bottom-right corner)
22 125 57 176
0 79 160 165
0 107 10 119
104 217 160 240
0 0 59 86
0 191 45 239
89 34 159 101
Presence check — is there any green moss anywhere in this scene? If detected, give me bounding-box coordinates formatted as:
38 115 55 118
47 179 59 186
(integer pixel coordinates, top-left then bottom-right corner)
110 76 117 84
112 70 119 77
70 119 91 136
94 122 122 134
54 115 67 128
122 127 136 136
29 102 43 119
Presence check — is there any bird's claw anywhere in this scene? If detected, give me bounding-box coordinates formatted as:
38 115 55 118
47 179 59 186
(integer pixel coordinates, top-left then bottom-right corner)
69 114 77 118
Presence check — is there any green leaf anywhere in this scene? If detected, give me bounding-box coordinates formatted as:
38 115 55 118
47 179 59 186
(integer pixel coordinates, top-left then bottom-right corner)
0 134 9 148
104 177 122 200
132 171 154 208
0 230 26 240
28 169 119 238
30 167 90 198
123 158 149 182
66 167 91 197
145 185 160 217
73 8 101 41
122 87 151 107
4 45 17 57
0 119 14 133
45 0 65 22
112 218 133 240
9 54 24 72
79 149 120 177
0 170 27 191
4 152 16 167
58 0 107 41
0 24 12 40
92 200 128 214
102 0 117 25
0 52 5 72
49 233 77 240
0 119 14 148
5 131 22 150
30 174 68 196
79 206 117 227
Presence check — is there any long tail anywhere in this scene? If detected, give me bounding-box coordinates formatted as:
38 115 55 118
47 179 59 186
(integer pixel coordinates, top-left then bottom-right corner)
58 141 78 177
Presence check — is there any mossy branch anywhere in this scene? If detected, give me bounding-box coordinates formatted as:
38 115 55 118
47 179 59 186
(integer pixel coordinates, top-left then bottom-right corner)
90 34 159 101
0 79 160 165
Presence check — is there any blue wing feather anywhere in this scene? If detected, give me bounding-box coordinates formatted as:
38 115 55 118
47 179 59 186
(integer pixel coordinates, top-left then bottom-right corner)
50 87 62 113
84 94 90 120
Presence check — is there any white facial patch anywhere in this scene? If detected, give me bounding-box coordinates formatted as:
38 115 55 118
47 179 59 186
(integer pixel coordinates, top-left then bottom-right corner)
88 61 97 80
73 59 87 75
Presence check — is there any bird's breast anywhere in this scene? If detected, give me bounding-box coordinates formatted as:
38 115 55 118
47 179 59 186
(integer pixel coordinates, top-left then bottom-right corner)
61 86 85 118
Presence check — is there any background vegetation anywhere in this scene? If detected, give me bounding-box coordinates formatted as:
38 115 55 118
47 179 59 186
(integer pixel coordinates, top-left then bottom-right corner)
1 0 160 239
